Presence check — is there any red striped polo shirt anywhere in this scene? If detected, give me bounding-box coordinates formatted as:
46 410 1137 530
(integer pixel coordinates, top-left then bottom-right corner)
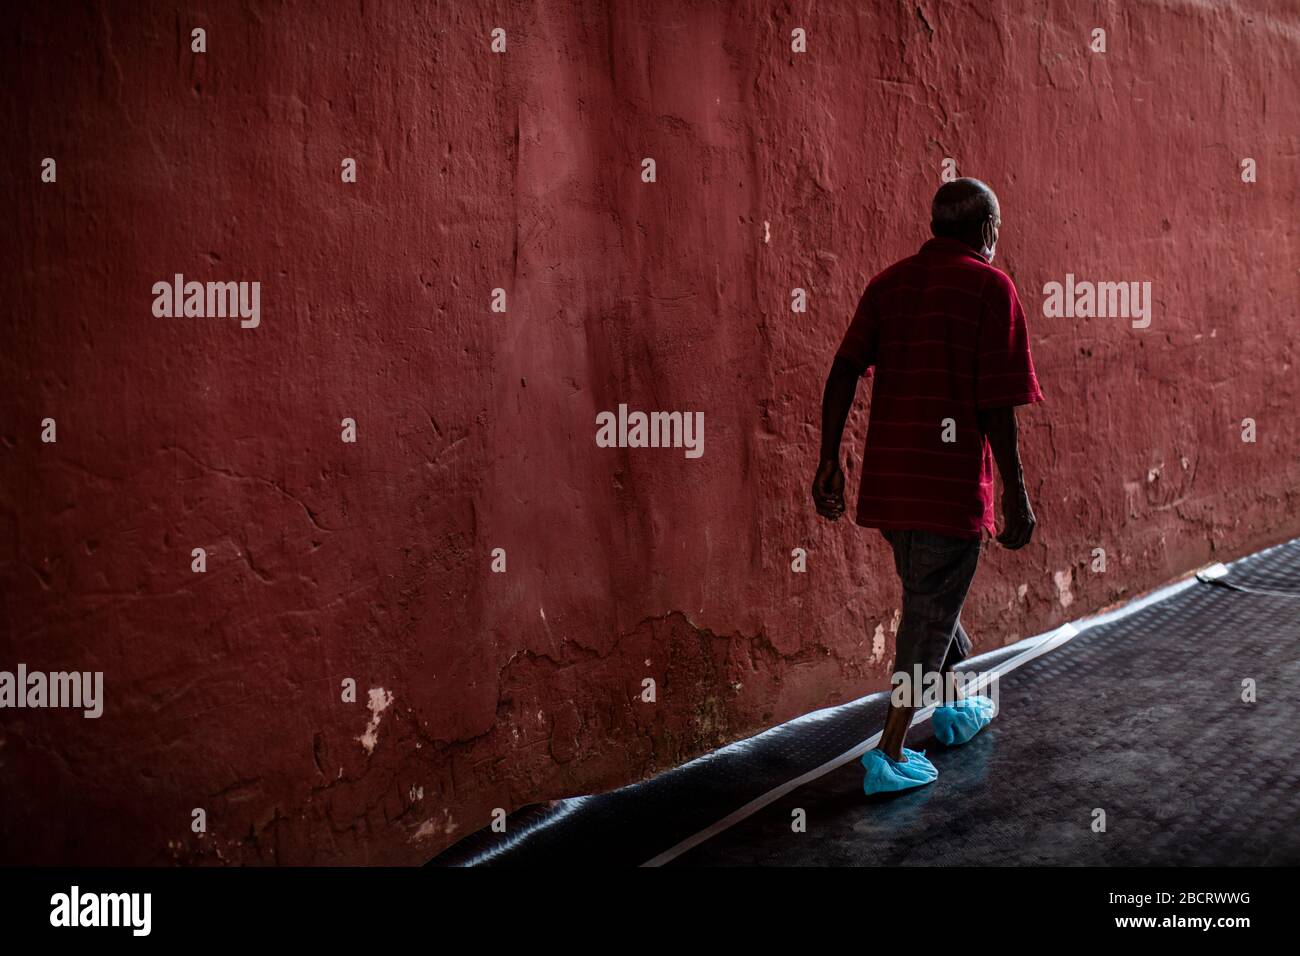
834 237 1044 538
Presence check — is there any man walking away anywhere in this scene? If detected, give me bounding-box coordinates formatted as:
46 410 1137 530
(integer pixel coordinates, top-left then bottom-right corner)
812 178 1044 794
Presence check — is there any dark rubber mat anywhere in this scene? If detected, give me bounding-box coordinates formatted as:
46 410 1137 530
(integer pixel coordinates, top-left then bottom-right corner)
429 536 1300 867
429 641 1030 867
673 583 1300 866
1209 537 1300 596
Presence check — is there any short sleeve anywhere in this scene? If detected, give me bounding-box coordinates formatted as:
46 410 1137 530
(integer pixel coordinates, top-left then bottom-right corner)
975 273 1044 410
834 283 878 376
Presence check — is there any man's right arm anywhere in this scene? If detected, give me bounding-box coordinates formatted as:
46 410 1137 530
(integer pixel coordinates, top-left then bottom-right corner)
977 404 1035 549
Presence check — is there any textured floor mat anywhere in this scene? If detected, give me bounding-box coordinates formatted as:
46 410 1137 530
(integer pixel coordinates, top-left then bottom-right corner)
674 583 1300 866
1209 537 1300 596
431 536 1299 867
429 641 1029 866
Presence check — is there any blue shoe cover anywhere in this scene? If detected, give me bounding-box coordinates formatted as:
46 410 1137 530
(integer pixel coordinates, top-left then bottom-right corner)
861 747 938 794
931 695 996 746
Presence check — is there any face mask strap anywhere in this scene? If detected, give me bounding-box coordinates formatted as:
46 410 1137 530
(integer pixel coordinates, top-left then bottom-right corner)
981 216 997 261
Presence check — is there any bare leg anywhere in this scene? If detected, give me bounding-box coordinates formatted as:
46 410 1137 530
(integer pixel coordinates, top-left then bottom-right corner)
877 530 978 762
940 618 972 705
880 617 968 759
879 701 916 761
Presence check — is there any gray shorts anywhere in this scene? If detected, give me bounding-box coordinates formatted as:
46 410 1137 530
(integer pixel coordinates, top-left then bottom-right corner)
881 528 982 684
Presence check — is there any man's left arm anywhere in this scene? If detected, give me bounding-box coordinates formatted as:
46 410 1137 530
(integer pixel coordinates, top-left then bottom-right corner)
975 274 1045 547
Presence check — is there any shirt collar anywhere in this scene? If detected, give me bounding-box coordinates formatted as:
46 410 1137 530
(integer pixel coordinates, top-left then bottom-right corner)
921 236 990 263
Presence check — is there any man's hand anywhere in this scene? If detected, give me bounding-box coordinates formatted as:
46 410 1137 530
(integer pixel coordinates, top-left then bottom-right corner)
812 458 846 521
997 485 1036 549
978 405 1036 550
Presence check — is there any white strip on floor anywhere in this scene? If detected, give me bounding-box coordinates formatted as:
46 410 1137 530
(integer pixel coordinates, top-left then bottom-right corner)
642 576 1197 867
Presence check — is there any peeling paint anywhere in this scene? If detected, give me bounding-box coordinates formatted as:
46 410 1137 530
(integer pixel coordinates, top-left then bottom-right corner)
871 622 887 663
356 687 394 755
412 809 457 842
412 820 438 841
1053 571 1075 609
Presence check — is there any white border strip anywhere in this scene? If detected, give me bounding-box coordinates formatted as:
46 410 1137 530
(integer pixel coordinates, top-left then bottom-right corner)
642 576 1196 867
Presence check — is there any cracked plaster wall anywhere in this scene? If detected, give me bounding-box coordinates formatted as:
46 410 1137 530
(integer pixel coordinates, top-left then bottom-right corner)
1 1 1297 864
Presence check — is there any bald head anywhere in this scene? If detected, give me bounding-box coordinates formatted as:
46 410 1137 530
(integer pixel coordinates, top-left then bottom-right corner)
931 178 1000 248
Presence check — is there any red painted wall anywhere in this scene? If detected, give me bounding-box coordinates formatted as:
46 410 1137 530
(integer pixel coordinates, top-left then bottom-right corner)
2 1 1296 864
